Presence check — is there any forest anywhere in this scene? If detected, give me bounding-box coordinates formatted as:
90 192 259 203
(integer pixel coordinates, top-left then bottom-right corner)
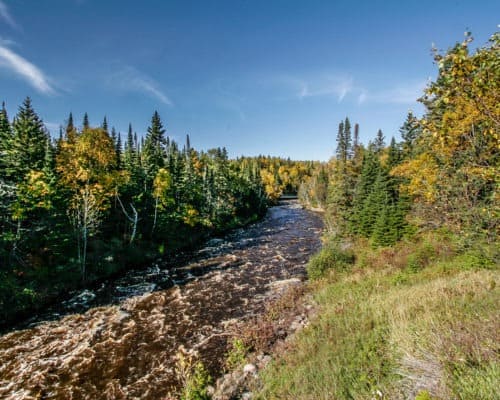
0 101 316 327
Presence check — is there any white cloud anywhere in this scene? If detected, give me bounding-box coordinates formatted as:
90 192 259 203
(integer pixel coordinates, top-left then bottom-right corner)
360 80 426 105
0 44 56 95
0 1 19 30
296 75 353 102
108 66 173 106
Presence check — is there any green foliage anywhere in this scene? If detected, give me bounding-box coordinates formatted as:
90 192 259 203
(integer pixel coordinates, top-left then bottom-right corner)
415 390 434 400
406 242 435 273
306 241 355 280
225 338 249 370
8 97 50 181
182 362 212 400
175 352 212 400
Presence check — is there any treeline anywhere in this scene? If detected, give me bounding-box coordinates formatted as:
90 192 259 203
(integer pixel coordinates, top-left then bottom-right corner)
301 31 499 245
0 102 312 325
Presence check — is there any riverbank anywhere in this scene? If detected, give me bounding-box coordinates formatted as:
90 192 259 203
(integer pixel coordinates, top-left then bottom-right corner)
250 231 499 399
0 210 265 334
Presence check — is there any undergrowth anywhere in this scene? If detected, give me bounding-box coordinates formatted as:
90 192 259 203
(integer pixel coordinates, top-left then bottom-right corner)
256 231 499 399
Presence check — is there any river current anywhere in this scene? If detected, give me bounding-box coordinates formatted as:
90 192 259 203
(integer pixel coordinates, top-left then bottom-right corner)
0 200 323 399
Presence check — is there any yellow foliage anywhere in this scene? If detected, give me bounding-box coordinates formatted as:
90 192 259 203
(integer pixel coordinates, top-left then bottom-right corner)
391 153 438 202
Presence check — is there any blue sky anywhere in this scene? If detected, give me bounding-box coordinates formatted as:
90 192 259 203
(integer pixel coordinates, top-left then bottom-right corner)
0 0 498 161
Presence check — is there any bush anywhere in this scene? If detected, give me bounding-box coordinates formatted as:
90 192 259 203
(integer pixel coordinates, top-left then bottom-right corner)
307 242 355 280
175 351 212 400
225 338 249 370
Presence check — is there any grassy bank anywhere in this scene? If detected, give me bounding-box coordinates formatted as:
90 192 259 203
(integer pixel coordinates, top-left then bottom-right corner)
256 231 499 399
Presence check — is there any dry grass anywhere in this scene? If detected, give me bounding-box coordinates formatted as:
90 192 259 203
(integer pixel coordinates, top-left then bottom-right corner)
256 232 499 399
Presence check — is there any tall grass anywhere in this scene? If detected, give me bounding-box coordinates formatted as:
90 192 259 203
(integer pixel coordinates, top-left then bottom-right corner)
256 232 499 399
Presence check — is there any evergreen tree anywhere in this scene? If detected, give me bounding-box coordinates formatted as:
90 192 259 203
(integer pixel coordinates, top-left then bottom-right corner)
351 149 380 235
83 112 89 130
124 123 137 171
9 97 49 180
399 111 421 159
344 117 352 160
327 118 355 235
0 102 12 180
142 111 167 182
66 112 74 135
101 116 108 134
387 137 401 168
353 123 359 148
373 129 385 153
336 120 346 163
115 131 122 169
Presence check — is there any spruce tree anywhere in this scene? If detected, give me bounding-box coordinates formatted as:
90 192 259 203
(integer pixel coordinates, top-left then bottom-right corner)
351 149 380 234
336 120 346 163
373 129 385 153
124 123 136 171
83 112 90 130
9 97 49 180
344 117 352 160
66 112 74 135
142 111 166 182
101 116 108 134
115 131 122 169
399 111 421 159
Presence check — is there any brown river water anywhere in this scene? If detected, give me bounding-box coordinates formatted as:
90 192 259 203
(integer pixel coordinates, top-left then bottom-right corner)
0 200 323 399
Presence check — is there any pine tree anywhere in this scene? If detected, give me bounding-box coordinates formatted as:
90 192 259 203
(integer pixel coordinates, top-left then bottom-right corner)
115 131 122 169
110 127 121 167
83 112 89 130
9 97 49 180
328 118 355 235
353 123 359 148
142 111 167 182
387 137 401 168
66 112 74 135
373 129 385 153
399 111 421 159
124 123 137 171
101 116 108 134
344 117 352 160
336 120 346 163
351 149 380 235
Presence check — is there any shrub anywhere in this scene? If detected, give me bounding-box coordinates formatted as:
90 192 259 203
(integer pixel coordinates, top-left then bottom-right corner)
225 338 249 370
307 242 355 280
175 352 212 400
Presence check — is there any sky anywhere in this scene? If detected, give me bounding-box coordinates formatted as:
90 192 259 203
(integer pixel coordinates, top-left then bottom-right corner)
0 1 498 161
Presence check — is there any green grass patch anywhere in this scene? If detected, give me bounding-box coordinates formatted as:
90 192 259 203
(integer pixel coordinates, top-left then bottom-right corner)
256 231 499 399
306 241 355 280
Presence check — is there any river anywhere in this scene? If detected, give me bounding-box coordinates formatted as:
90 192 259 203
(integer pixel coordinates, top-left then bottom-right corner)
0 200 323 399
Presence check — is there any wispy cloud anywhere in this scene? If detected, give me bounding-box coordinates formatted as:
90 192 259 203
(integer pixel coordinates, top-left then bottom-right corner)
0 43 56 95
270 73 354 103
298 75 353 102
0 1 19 30
359 80 426 105
108 66 173 106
